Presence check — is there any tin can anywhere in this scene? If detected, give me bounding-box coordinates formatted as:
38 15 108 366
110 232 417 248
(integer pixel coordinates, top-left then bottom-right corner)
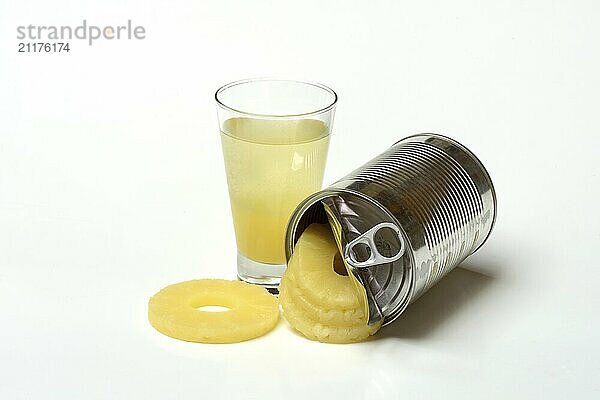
285 134 497 326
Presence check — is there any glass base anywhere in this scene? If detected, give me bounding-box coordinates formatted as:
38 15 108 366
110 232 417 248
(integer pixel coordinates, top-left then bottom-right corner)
237 253 285 291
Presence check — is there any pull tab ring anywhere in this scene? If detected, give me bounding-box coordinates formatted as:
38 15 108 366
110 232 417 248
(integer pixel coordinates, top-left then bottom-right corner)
344 222 405 269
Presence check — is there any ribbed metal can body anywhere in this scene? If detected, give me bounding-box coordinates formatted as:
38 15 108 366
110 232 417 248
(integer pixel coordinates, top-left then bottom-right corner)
285 134 496 326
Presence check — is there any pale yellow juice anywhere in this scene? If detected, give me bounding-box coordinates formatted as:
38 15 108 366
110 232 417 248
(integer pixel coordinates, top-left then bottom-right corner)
221 117 330 264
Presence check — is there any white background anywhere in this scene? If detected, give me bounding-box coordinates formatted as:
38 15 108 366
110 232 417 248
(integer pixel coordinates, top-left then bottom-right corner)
1 0 599 398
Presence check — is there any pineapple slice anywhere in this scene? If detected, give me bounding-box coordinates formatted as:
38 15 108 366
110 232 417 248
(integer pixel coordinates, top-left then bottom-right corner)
283 268 366 327
148 279 279 343
280 224 382 343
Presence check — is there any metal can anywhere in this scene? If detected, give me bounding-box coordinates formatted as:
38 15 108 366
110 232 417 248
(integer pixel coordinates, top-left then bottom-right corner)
285 134 497 326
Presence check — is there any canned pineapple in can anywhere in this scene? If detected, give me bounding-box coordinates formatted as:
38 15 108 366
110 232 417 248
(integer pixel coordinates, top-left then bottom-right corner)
285 134 496 326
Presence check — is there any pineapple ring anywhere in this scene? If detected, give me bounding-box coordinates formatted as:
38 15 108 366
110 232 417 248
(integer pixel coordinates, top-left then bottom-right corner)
290 224 368 316
280 276 379 343
148 279 279 344
280 224 382 343
283 268 366 327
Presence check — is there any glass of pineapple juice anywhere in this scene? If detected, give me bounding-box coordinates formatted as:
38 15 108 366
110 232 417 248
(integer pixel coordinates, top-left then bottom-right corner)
216 79 337 289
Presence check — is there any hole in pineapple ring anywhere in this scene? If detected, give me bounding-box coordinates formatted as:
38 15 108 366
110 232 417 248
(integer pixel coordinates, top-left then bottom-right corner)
333 252 349 276
195 305 231 313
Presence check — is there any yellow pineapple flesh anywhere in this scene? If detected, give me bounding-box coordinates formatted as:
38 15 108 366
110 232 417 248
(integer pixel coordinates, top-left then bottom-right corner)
279 224 382 343
148 279 279 343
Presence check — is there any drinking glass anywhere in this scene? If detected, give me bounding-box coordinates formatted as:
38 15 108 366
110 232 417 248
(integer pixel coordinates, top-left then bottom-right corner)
216 78 337 289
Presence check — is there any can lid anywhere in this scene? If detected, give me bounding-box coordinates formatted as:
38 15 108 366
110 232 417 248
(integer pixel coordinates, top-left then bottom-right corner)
320 194 413 326
285 189 415 327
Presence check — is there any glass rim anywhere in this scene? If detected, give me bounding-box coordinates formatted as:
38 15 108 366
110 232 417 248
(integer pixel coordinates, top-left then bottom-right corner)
215 78 338 118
